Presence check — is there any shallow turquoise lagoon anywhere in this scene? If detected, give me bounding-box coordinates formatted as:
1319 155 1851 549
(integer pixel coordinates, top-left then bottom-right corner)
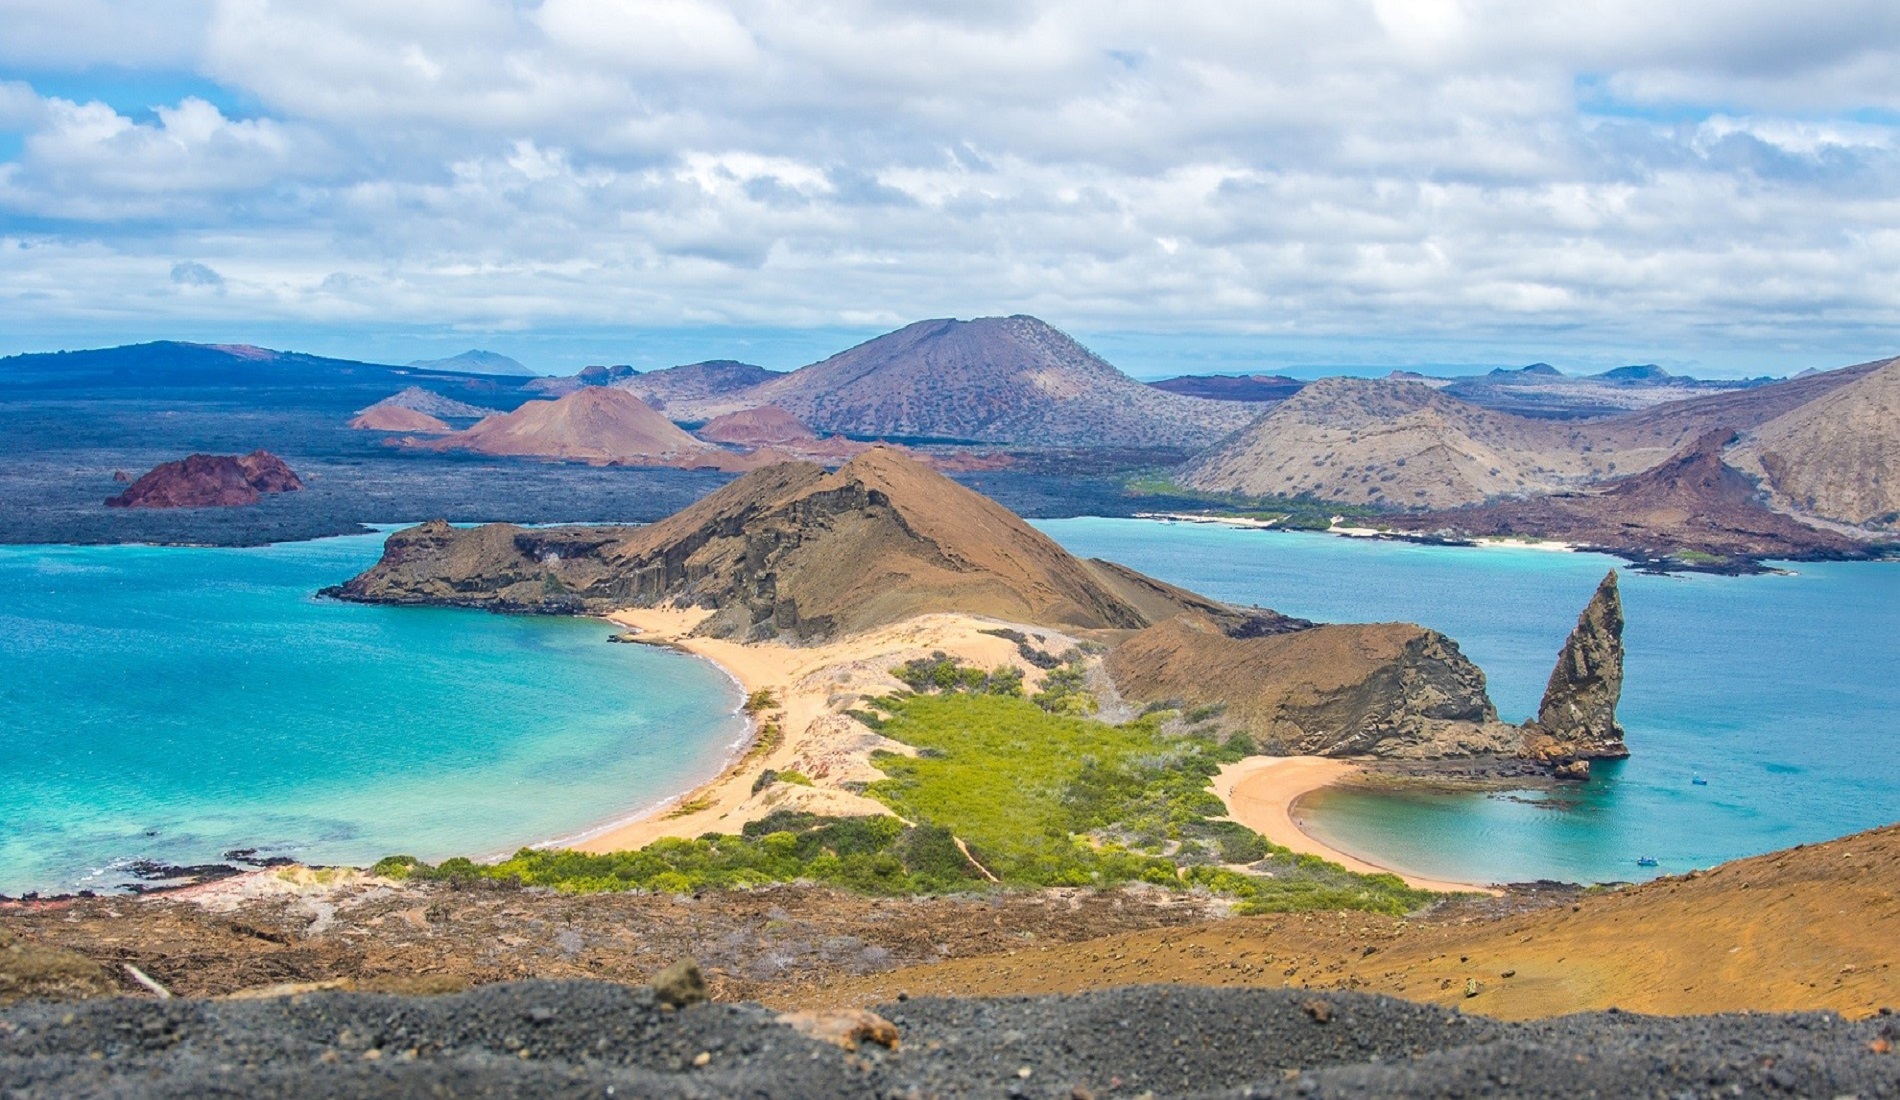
0 534 745 897
1037 518 1900 886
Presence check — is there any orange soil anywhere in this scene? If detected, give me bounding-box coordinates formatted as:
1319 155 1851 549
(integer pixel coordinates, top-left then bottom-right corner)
773 823 1900 1020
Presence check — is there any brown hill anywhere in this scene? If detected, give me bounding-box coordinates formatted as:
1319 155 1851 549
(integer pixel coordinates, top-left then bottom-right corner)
105 451 303 509
620 360 778 410
416 387 722 466
347 404 451 433
1179 378 1607 508
797 820 1900 1021
670 316 1257 449
332 448 1197 639
1729 356 1900 528
1588 355 1889 459
1386 429 1873 564
697 406 821 446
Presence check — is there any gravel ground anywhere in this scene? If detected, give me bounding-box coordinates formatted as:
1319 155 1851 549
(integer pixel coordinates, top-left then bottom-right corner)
2 980 1894 1098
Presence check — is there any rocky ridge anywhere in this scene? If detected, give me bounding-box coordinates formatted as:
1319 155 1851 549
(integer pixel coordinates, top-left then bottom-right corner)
105 451 303 509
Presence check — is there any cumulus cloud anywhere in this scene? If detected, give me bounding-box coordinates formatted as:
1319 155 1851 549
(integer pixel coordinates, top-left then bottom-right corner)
1 0 1899 368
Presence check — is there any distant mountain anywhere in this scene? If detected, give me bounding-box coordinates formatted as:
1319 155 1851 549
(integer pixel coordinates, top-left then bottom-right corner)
407 350 536 377
1147 374 1305 403
668 316 1255 448
0 341 407 388
1442 363 1767 419
1179 378 1606 508
1729 356 1900 528
416 387 727 466
619 360 777 411
1594 364 1672 383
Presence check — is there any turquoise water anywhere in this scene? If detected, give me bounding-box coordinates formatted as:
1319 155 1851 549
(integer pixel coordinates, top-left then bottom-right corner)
0 534 745 897
1038 519 1900 886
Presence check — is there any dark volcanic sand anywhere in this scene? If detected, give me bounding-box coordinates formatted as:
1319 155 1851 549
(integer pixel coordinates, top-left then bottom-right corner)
2 981 1894 1098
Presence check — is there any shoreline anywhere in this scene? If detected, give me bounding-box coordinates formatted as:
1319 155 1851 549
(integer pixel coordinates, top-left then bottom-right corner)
562 609 1079 854
1210 756 1501 895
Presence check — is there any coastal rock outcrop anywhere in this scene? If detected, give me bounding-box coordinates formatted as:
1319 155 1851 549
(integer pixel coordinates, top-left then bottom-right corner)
1106 614 1524 758
105 451 303 508
1519 571 1627 773
330 448 1210 639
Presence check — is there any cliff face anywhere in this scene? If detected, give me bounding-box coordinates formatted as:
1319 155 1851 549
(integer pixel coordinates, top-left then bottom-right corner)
1106 614 1522 759
331 449 1173 640
1519 571 1627 773
105 451 303 509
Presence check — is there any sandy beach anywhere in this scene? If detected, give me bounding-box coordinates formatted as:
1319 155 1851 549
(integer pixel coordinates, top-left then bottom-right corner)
1211 756 1499 894
569 609 1078 853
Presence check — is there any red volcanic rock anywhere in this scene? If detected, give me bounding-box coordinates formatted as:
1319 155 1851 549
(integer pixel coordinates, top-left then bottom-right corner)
106 450 304 509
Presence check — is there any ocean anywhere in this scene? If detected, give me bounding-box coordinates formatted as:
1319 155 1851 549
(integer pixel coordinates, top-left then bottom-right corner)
0 533 745 897
1037 518 1900 886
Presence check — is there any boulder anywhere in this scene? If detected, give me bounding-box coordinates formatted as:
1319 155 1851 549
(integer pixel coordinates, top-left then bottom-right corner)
1520 571 1628 772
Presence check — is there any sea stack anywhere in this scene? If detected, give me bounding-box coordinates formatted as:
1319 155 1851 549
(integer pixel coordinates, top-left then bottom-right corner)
1521 571 1627 777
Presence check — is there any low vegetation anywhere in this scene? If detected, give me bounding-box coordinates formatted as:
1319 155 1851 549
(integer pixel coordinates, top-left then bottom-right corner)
376 659 1434 915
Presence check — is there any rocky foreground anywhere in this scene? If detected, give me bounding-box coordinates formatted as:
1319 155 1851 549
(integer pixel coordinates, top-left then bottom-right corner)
3 980 1895 1098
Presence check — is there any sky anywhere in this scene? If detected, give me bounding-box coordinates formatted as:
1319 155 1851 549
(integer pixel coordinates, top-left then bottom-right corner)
2 1 1899 378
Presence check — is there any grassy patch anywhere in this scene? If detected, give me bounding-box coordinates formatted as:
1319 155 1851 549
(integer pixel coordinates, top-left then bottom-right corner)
860 691 1435 914
374 811 983 895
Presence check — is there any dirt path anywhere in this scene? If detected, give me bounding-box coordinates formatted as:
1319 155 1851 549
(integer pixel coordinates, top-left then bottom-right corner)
1212 757 1500 894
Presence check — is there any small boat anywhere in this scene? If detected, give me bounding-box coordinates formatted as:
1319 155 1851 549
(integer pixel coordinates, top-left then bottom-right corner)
1691 775 1708 786
1635 856 1659 867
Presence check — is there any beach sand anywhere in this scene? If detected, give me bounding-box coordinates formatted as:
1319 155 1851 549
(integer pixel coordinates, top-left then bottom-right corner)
1211 756 1499 894
570 609 1077 853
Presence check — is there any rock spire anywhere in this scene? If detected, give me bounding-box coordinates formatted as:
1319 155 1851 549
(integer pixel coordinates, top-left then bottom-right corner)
1520 571 1627 777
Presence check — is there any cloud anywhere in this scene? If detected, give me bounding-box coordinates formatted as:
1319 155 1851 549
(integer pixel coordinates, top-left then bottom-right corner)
2 0 1899 369
170 259 224 287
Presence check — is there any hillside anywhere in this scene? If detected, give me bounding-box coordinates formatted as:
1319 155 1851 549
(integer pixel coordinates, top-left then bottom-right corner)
697 406 821 446
1730 357 1900 529
415 387 725 466
796 820 1900 1022
1387 430 1874 565
0 341 417 389
347 404 451 433
361 385 495 419
618 360 778 410
1179 378 1606 508
332 448 1194 638
673 316 1257 448
1442 363 1767 419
